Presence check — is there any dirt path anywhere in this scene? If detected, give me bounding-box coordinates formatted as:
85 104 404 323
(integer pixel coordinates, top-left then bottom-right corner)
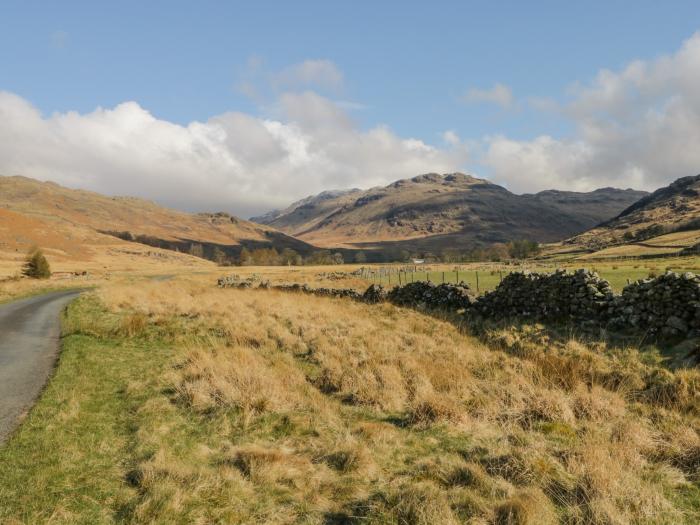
0 290 82 444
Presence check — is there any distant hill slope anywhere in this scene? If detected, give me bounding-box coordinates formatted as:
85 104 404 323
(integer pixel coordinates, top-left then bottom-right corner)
251 188 362 227
567 174 700 250
0 175 315 273
252 173 647 252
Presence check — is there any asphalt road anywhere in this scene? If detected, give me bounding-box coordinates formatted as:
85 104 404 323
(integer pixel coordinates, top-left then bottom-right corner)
0 290 82 444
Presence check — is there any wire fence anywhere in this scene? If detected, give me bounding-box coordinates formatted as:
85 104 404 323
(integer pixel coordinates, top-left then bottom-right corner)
359 265 511 293
357 259 700 293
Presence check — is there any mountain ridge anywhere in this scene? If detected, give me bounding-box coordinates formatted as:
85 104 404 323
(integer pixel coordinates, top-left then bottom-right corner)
566 174 700 250
251 172 648 252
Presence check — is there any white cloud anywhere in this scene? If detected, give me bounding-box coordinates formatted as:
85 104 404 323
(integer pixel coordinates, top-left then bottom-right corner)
272 59 344 92
442 130 460 146
527 96 560 113
462 83 514 109
0 90 467 217
480 32 700 193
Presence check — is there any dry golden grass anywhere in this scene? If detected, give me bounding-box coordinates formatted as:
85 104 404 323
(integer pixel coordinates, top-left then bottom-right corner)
81 274 700 523
0 275 96 303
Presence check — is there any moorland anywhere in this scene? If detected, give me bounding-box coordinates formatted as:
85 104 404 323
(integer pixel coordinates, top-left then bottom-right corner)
1 173 700 524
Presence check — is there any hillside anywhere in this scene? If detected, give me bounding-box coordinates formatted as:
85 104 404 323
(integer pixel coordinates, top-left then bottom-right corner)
0 175 315 275
567 174 700 251
252 173 647 253
251 188 362 227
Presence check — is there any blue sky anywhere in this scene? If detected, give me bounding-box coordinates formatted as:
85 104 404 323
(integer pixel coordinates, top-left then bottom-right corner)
2 1 700 215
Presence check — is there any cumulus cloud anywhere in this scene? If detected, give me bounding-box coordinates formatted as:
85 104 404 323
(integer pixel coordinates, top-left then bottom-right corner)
462 83 514 109
0 90 467 217
481 32 700 193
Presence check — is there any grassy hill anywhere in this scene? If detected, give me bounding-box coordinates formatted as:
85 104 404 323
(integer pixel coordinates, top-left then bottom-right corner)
566 174 700 253
0 175 316 275
252 173 647 253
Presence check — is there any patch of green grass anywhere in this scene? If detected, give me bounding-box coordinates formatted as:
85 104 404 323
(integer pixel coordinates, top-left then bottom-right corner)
365 255 700 293
0 298 168 524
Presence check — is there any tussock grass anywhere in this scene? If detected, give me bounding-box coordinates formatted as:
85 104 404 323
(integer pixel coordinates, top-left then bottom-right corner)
1 275 699 523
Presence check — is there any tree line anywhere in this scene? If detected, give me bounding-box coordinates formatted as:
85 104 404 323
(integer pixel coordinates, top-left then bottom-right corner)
228 247 349 266
195 238 540 266
14 238 540 279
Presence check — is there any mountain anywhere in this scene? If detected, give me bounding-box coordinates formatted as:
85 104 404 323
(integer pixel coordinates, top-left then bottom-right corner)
566 174 700 250
0 175 315 275
251 189 362 226
252 173 648 252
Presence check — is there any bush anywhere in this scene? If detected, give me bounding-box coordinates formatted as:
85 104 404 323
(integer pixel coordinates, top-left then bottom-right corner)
507 239 540 259
354 251 367 263
22 247 51 279
304 250 344 265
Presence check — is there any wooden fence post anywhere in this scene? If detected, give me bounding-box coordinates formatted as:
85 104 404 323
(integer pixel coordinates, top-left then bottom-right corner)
476 271 480 292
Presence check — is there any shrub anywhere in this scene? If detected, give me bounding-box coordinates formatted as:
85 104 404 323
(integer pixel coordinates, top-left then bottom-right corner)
21 247 51 279
507 239 540 260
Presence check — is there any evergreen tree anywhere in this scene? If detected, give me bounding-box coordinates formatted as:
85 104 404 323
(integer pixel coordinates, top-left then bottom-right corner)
22 247 51 279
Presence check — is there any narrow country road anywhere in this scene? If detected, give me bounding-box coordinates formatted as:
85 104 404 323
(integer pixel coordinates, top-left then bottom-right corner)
0 289 82 444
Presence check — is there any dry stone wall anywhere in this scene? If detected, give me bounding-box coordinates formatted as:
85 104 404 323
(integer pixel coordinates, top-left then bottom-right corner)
610 272 700 338
218 270 700 341
472 269 700 339
387 281 474 310
471 270 614 328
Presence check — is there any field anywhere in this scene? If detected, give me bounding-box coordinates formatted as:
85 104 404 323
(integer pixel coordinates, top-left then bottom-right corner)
360 256 700 293
0 265 699 524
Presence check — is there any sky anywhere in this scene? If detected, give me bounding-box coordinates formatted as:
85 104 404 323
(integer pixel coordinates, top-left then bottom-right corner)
1 1 700 217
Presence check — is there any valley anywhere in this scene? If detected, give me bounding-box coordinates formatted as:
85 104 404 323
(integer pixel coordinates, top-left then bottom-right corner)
2 168 700 522
4 5 700 524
